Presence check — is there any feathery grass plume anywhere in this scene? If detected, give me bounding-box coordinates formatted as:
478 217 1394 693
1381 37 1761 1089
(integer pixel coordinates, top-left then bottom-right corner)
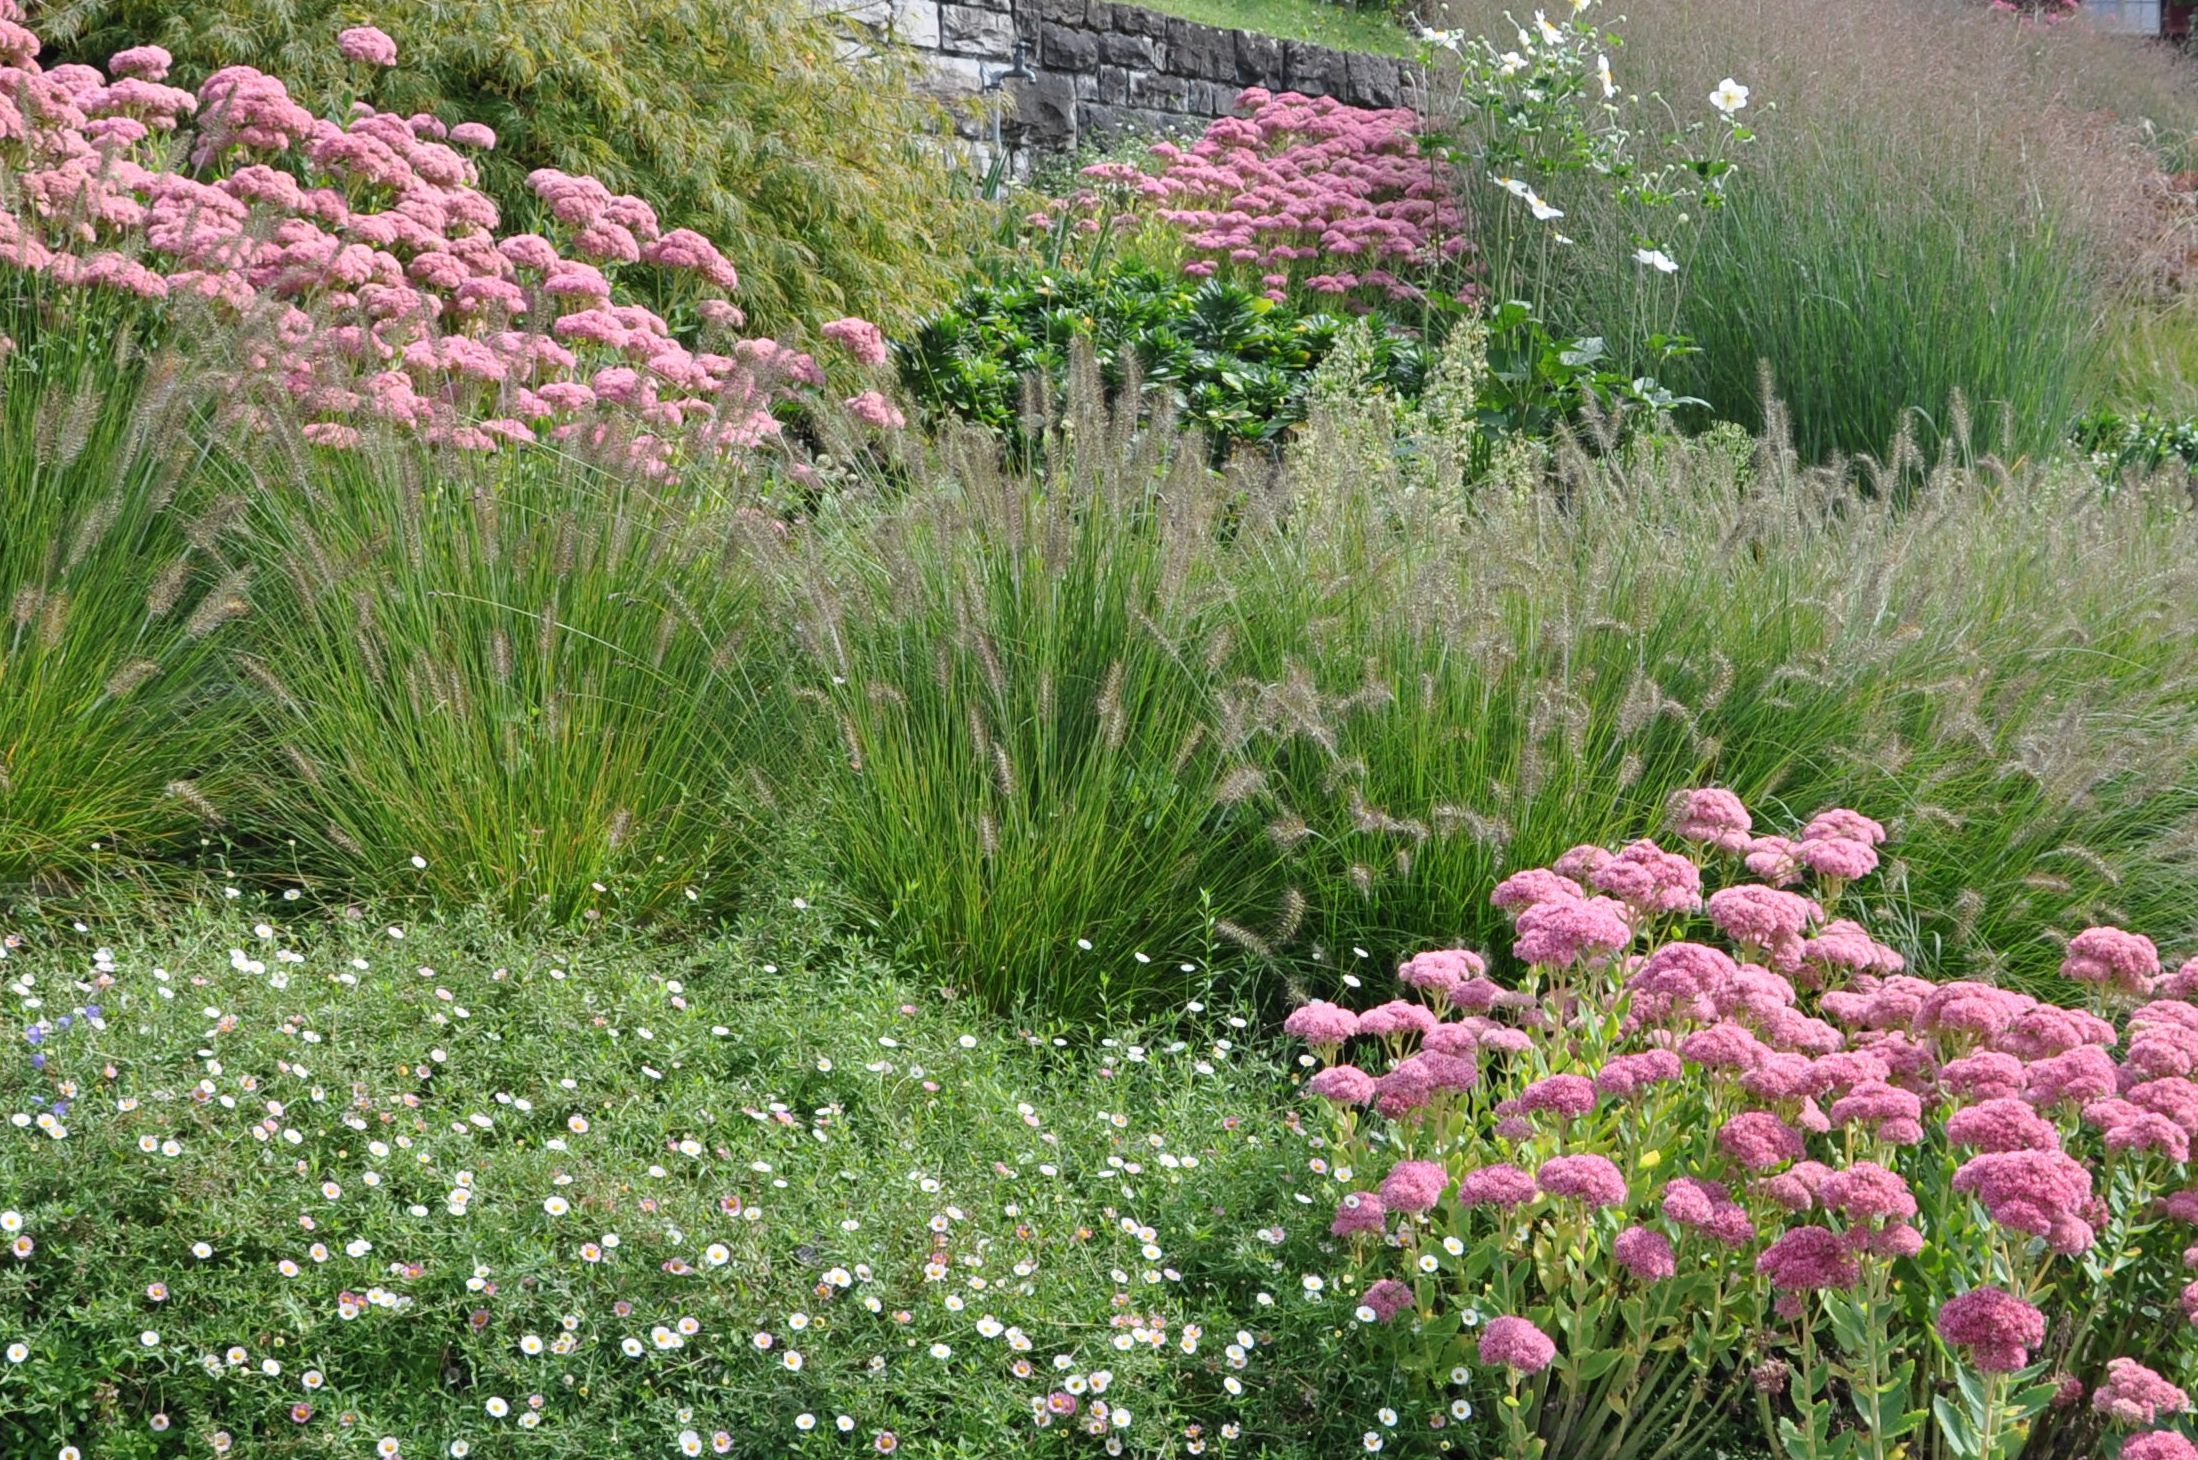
1215 766 1268 807
163 779 223 826
0 325 248 892
1214 920 1276 960
769 370 2198 1010
229 429 778 923
103 659 163 700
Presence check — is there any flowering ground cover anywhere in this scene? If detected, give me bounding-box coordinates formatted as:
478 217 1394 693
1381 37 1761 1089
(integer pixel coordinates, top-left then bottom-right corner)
0 896 1385 1459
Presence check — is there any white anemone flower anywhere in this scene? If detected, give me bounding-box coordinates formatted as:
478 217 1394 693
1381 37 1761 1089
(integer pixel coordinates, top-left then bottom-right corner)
1710 77 1750 115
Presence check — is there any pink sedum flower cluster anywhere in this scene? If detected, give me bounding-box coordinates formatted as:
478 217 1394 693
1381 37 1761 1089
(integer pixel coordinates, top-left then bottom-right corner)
1284 787 2198 1453
0 13 898 472
1052 89 1470 307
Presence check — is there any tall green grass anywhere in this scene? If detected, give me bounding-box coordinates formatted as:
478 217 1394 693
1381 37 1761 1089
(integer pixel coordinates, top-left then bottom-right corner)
782 376 1282 1013
0 316 249 896
778 358 2198 1010
9 303 2198 1012
1419 0 2198 461
227 429 780 923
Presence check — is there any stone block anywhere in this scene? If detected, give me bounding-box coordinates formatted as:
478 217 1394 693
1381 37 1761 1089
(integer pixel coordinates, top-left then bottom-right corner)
1037 20 1099 69
1095 62 1132 104
1280 39 1348 98
836 0 942 48
911 52 993 101
1128 68 1192 111
1345 50 1401 108
1026 0 1092 25
1078 100 1177 138
1162 17 1236 79
1098 29 1160 67
1234 29 1283 89
1007 70 1081 148
940 2 1017 55
1112 2 1171 34
1187 77 1238 117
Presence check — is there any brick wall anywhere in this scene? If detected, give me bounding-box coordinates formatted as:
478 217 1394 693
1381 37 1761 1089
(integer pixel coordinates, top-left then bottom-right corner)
833 0 1422 172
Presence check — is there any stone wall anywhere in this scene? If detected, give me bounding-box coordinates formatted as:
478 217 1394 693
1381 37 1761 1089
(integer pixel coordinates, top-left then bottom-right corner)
834 0 1422 172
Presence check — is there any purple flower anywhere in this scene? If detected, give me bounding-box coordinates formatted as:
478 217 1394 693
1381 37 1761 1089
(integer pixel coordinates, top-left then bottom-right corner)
1330 1192 1387 1237
336 26 398 67
1945 1099 2061 1154
1358 1278 1414 1322
1594 1050 1684 1098
1357 1000 1438 1039
1305 1065 1376 1106
1936 1287 2046 1373
1613 1226 1676 1281
1458 1164 1538 1210
1717 1112 1804 1171
1283 1000 1358 1049
2094 1358 2189 1428
1536 1154 1627 1209
1756 1226 1859 1292
1516 1074 1597 1120
1816 1161 1916 1223
1378 1159 1450 1214
1477 1315 1556 1374
2062 926 2160 996
1667 787 1752 853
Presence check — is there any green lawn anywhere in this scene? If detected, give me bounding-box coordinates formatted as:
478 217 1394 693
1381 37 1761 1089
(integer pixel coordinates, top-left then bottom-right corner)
1136 0 1417 57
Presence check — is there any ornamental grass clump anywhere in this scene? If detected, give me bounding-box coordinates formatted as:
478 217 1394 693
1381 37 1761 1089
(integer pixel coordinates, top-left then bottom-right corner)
1290 789 2198 1460
225 425 783 923
0 320 248 896
793 358 2198 1017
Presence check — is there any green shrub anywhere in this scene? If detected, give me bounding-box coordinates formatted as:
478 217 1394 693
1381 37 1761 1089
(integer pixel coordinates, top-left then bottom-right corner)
897 261 1430 453
2070 406 2198 481
0 900 1389 1460
227 431 778 923
30 0 991 333
780 360 2198 1015
0 312 249 897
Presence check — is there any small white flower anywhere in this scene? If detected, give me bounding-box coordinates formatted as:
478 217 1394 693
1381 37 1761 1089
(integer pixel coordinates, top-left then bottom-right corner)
1534 10 1562 42
1635 247 1679 274
1598 53 1615 98
1710 77 1750 115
